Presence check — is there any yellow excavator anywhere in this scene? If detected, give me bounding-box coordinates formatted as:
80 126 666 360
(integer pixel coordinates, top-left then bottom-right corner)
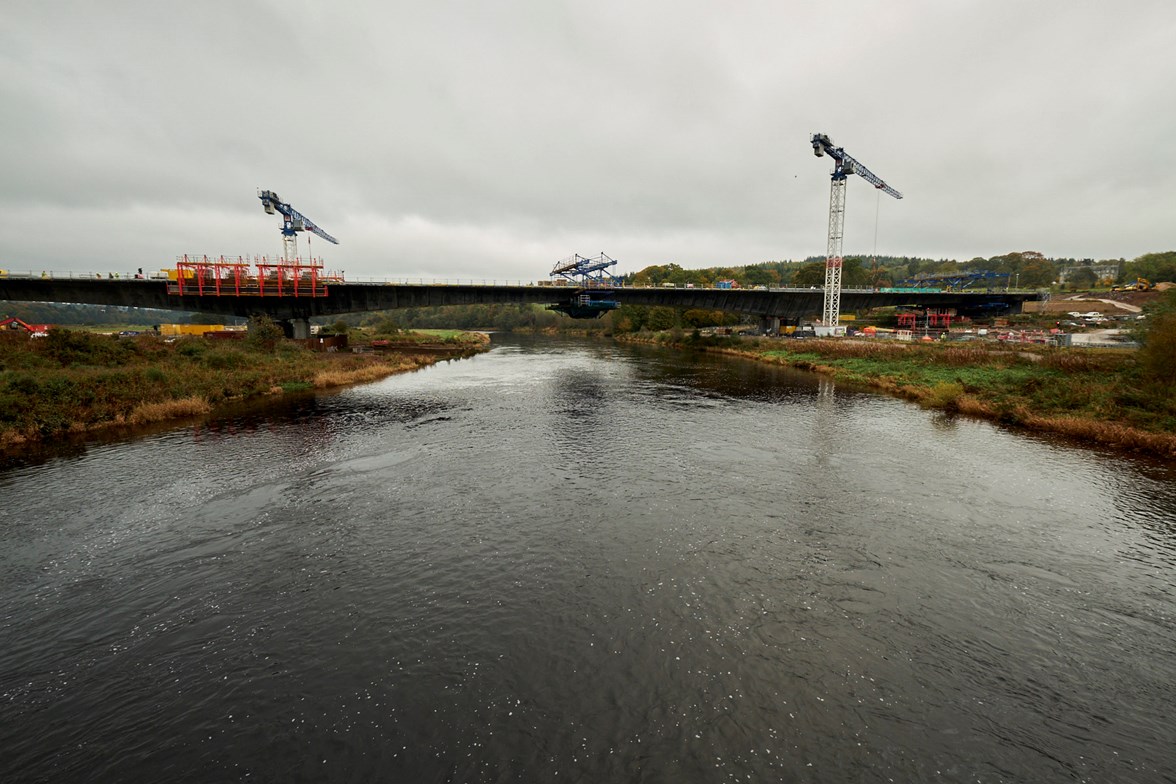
1112 277 1152 292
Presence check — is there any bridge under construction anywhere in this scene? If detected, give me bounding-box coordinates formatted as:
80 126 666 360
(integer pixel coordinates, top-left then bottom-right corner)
0 268 1039 338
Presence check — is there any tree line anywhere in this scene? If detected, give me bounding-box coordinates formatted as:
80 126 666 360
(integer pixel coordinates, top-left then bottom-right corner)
624 251 1176 290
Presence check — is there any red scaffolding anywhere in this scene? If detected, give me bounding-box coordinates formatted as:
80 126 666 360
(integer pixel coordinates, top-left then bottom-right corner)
897 308 955 335
169 256 338 297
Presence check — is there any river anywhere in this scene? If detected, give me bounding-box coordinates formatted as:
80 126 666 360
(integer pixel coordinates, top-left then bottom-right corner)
2 335 1174 783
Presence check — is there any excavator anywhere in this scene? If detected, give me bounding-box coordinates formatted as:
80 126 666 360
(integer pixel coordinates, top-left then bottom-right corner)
1111 277 1152 292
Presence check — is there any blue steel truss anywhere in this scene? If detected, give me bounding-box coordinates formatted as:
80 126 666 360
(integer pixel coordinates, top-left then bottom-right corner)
896 271 1010 290
547 252 621 319
549 253 621 286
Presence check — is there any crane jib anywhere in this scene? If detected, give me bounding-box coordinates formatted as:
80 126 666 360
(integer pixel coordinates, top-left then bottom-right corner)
810 134 902 199
258 189 340 244
837 155 902 200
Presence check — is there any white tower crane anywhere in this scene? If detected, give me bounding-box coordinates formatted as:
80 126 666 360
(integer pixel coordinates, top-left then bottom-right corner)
810 133 902 331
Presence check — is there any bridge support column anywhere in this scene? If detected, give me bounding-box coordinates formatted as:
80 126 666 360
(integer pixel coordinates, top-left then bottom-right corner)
289 318 311 340
273 318 311 339
760 315 780 335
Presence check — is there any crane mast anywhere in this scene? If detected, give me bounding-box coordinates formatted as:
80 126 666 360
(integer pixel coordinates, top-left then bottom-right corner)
258 189 339 262
810 133 902 331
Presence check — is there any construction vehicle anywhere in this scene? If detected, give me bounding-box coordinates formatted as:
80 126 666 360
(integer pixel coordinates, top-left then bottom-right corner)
1111 277 1152 292
811 133 902 332
257 190 339 261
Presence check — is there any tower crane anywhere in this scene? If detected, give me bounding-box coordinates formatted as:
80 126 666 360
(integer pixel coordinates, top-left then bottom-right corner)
810 133 902 331
258 189 339 262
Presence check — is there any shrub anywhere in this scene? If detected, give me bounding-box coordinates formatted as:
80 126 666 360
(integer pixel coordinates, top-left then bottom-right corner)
246 314 284 351
41 329 131 367
176 338 206 357
922 381 966 411
371 315 401 336
5 372 40 396
203 349 247 370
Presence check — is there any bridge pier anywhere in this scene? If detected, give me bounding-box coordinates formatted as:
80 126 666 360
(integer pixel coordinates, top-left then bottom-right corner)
285 318 311 340
759 315 781 335
264 317 311 339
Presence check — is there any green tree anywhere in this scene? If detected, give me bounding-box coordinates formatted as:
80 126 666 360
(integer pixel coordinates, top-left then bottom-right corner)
681 309 727 327
1129 251 1176 284
792 261 826 287
742 266 775 287
645 307 678 332
1019 257 1057 288
841 257 868 287
1066 266 1098 290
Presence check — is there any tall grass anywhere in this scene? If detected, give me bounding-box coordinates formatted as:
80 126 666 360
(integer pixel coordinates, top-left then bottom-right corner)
313 356 429 388
0 331 475 445
126 397 212 425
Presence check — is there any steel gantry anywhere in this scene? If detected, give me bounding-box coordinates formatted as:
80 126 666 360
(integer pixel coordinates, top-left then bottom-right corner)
810 133 902 331
547 253 622 319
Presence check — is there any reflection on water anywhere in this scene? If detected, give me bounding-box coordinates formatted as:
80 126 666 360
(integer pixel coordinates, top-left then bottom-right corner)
2 335 1175 783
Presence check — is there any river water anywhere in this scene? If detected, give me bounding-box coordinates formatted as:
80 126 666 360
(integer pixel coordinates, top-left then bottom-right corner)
2 336 1174 783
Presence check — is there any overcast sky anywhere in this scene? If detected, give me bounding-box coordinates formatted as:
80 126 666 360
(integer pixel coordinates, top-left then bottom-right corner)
2 0 1174 281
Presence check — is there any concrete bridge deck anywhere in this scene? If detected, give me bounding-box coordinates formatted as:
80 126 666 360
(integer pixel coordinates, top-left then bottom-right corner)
1 274 1041 330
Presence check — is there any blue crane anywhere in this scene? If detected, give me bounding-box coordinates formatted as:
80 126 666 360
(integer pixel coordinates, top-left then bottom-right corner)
810 133 902 331
258 189 339 262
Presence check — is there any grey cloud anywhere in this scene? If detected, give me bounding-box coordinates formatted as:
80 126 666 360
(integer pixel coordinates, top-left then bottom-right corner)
2 0 1173 281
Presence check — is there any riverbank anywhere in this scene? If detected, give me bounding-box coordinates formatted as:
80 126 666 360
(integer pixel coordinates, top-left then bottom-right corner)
618 332 1176 457
0 330 490 448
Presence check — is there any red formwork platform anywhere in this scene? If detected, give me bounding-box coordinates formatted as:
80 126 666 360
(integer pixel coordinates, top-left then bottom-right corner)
168 256 341 297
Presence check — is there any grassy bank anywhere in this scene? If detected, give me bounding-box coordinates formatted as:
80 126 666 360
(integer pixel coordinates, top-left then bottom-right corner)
620 332 1176 457
368 328 492 345
0 329 490 447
